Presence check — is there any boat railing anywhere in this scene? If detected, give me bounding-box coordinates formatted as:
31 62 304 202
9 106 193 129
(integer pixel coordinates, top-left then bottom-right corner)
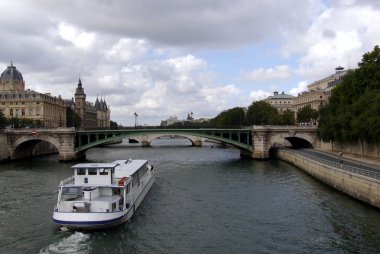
60 176 75 186
73 201 91 213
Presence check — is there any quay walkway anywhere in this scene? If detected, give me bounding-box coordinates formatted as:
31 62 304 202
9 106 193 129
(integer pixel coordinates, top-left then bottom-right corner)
287 148 380 180
276 147 380 208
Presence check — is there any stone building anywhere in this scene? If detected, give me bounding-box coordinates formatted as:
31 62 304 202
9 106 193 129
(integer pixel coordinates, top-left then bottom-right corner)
0 63 66 127
307 66 347 93
69 79 110 129
264 91 295 113
292 67 348 120
293 90 329 115
94 96 110 128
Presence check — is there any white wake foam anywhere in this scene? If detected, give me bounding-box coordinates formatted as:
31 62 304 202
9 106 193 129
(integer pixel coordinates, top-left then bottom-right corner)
40 232 91 254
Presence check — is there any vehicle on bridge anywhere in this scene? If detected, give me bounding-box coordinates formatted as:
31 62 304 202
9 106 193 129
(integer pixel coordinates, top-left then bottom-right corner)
52 159 154 230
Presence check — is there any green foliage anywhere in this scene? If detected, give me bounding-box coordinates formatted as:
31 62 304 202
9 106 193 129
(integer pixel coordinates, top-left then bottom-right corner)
246 101 279 125
66 107 81 128
0 112 5 128
1 117 43 128
209 107 246 127
297 105 318 124
110 120 119 130
281 109 296 125
319 45 380 144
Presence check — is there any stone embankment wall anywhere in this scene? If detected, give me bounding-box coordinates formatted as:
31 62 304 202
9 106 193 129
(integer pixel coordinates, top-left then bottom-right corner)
275 148 380 209
0 134 10 162
319 140 379 160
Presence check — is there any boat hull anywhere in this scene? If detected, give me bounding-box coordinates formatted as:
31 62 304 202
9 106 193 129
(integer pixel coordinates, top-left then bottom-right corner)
52 176 155 230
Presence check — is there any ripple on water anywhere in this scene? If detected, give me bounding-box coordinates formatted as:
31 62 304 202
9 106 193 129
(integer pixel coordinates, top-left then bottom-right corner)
40 232 91 254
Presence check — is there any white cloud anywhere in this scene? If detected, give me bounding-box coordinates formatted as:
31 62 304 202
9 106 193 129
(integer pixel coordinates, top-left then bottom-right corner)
289 81 308 96
282 4 380 80
249 90 271 101
58 22 96 50
243 65 292 82
106 38 148 62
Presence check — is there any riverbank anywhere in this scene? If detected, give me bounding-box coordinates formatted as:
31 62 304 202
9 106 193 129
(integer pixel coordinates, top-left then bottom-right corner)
274 148 380 209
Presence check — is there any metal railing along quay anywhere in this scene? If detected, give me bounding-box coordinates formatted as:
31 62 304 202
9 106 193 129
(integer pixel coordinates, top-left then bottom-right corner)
279 148 380 181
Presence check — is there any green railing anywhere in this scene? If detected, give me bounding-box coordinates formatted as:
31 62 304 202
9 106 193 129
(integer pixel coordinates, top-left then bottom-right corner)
75 129 253 152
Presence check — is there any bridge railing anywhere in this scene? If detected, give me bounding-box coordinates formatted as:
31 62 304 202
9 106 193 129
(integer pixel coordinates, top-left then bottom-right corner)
280 148 380 180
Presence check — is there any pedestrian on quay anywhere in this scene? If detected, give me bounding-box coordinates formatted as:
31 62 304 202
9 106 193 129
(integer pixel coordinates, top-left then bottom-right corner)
339 152 343 168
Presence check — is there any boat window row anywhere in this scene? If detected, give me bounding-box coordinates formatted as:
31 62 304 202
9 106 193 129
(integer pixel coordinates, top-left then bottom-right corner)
76 168 112 176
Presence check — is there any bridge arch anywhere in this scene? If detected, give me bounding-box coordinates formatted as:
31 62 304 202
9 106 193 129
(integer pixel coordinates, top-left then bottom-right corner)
12 136 60 160
268 132 314 149
252 126 318 159
284 137 313 149
130 134 203 147
75 129 253 154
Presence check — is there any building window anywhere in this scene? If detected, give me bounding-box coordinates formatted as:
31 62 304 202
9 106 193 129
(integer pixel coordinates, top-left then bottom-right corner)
29 108 33 116
10 109 13 117
15 109 19 117
22 109 25 116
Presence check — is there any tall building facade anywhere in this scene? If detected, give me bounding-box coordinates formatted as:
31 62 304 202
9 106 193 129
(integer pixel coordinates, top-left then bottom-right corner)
293 67 348 116
307 66 347 92
71 79 110 129
0 64 66 127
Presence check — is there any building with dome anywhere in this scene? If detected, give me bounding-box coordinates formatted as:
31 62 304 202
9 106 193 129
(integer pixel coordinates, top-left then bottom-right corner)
264 91 295 113
0 63 66 127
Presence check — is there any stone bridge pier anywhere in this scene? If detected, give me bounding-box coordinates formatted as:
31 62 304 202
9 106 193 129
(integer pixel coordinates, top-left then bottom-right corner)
251 126 318 159
2 128 78 161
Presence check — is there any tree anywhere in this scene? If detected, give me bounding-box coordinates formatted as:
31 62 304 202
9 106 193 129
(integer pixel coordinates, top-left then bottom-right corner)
280 109 295 125
297 105 318 125
0 112 5 128
318 45 380 153
110 120 119 130
210 107 246 127
66 107 82 128
246 101 279 125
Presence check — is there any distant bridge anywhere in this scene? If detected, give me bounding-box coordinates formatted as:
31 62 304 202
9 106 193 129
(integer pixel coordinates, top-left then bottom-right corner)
0 126 318 161
76 128 253 152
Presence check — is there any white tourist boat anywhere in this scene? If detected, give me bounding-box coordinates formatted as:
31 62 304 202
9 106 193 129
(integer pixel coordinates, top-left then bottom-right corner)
52 159 154 230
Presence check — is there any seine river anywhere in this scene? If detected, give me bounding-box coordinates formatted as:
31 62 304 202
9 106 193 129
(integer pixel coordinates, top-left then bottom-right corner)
1 138 380 254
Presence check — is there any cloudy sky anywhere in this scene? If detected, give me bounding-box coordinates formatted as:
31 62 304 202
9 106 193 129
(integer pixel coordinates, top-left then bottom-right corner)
0 0 379 126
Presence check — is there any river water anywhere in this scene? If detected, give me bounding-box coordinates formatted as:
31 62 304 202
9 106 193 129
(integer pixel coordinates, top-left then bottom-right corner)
1 138 380 254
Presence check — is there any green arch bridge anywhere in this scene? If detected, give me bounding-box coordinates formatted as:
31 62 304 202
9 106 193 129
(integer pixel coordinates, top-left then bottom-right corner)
76 128 253 153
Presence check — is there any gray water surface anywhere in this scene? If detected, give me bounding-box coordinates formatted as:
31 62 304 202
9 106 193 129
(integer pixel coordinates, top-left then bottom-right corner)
0 139 380 254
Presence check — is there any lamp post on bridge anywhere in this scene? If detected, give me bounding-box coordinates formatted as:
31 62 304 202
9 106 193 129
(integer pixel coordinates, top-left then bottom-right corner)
134 112 138 128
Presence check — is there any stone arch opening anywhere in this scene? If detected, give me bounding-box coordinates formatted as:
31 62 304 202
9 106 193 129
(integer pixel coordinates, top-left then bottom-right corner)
128 138 139 144
285 137 313 149
13 139 59 160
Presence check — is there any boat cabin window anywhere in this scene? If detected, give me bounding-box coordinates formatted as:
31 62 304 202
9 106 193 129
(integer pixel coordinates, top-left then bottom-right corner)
99 168 108 175
77 168 86 175
88 168 98 175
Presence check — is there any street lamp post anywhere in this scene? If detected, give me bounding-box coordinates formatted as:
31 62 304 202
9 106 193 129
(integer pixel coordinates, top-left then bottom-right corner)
134 112 138 128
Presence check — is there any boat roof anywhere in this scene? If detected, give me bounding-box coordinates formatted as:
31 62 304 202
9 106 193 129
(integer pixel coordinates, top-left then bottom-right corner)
114 159 148 178
71 163 119 169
